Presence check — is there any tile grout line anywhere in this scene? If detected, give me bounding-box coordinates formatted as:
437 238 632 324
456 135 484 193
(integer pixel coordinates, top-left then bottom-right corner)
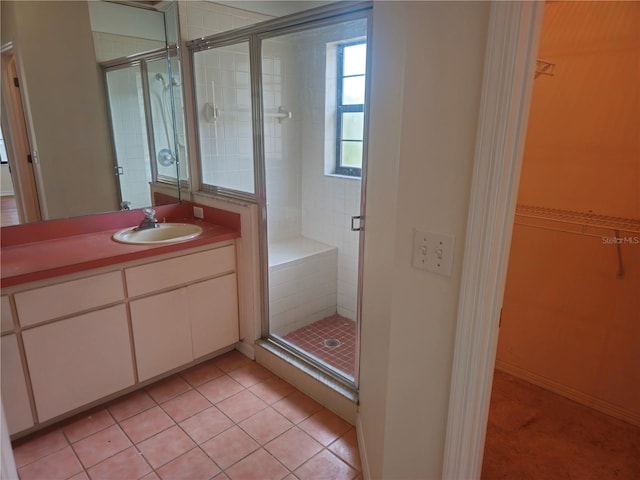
14 354 362 480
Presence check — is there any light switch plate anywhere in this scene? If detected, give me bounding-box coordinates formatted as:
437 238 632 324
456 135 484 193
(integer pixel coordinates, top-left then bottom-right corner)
193 206 204 219
412 229 455 277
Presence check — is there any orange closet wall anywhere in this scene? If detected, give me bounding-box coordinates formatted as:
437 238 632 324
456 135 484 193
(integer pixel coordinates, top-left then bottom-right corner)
496 1 640 426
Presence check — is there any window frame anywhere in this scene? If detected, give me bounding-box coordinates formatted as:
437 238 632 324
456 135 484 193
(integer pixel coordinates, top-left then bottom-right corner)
335 40 366 177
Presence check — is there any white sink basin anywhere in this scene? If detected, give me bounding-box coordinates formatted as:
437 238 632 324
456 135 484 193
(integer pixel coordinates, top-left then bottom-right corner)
112 223 203 245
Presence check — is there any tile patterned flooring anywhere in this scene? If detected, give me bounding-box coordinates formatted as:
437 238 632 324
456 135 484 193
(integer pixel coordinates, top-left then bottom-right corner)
282 315 356 379
12 351 362 480
1 195 20 227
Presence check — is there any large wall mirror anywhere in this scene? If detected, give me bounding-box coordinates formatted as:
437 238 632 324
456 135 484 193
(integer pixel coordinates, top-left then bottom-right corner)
0 0 188 225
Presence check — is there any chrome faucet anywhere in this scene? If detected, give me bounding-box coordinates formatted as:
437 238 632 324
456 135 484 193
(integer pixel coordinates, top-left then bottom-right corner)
135 208 160 230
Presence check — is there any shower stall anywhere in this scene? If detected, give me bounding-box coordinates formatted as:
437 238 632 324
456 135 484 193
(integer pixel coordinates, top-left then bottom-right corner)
188 4 372 386
103 48 186 209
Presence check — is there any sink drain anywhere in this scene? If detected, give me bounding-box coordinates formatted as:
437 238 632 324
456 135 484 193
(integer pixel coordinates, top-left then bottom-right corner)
324 339 341 348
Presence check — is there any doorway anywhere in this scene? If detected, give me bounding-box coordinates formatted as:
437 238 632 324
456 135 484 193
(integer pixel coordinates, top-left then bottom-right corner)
0 49 42 223
482 1 640 476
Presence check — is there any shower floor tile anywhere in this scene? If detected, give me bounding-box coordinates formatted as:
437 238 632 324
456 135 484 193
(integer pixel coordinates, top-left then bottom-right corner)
282 315 356 378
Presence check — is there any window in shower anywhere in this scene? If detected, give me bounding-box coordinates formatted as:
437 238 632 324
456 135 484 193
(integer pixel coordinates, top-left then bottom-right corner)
335 41 366 177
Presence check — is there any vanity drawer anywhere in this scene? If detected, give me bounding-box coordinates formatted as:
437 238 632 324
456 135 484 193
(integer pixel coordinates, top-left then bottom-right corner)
14 271 124 327
125 245 236 297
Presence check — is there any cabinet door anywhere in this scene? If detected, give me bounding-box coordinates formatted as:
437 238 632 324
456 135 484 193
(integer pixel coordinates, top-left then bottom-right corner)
22 305 134 422
130 288 193 382
1 334 34 434
1 296 14 333
188 274 239 359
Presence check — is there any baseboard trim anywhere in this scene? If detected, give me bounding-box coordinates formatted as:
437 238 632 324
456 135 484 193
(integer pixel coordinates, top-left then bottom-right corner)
495 361 640 427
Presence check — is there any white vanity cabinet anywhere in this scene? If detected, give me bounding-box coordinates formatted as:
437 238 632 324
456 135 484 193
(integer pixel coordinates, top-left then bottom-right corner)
22 305 134 422
127 246 239 381
0 296 33 435
130 288 193 381
1 240 239 438
189 274 239 358
1 334 34 434
10 271 134 423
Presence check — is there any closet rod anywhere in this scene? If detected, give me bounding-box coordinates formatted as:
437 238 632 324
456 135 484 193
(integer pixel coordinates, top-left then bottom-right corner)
515 205 640 235
513 221 625 239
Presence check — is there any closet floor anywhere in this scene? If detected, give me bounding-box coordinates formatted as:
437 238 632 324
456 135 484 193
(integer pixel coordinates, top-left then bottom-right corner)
482 370 640 479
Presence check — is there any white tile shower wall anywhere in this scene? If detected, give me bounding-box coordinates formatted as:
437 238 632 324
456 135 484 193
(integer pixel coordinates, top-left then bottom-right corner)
147 58 183 181
193 44 256 192
263 39 302 242
269 249 338 336
180 1 271 40
183 2 272 194
185 5 358 318
107 69 152 209
298 32 362 321
93 33 164 208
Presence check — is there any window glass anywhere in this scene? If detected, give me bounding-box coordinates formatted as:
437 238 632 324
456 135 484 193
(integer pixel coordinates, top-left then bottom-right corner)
341 141 363 168
342 112 364 141
336 40 366 176
343 43 366 76
342 76 365 105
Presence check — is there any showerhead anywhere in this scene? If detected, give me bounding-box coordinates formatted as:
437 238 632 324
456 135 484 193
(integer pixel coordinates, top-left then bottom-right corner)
155 73 167 88
155 73 181 89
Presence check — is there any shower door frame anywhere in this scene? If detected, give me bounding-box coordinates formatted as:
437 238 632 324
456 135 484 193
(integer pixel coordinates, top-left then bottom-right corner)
186 2 373 391
102 46 183 206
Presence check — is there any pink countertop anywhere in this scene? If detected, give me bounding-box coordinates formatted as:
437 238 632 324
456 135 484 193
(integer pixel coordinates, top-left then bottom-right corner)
1 202 241 288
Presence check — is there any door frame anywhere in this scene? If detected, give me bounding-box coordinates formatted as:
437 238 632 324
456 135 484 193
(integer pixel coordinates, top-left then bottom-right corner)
442 2 544 479
0 45 43 223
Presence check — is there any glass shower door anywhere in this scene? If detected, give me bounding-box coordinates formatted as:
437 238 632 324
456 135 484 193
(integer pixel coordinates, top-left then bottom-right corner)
105 64 153 209
262 17 368 383
192 42 255 196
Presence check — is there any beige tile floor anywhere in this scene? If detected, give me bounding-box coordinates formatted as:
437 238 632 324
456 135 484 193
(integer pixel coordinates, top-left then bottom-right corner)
12 351 362 480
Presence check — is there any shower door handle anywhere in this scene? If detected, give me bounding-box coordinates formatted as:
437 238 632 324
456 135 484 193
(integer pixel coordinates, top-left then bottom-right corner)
351 216 363 231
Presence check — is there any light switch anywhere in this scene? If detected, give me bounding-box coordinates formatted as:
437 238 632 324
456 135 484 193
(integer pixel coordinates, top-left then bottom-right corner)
193 206 204 219
412 229 455 277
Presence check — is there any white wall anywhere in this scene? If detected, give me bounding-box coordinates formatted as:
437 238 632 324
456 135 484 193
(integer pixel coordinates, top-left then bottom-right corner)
263 37 301 241
359 2 490 478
